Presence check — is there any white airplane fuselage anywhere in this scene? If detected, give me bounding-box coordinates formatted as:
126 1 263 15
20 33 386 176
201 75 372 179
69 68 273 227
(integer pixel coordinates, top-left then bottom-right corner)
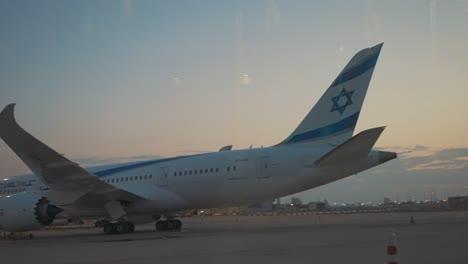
58 146 391 219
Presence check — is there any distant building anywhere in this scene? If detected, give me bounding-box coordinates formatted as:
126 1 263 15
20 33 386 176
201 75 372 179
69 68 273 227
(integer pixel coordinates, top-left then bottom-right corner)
307 201 327 211
383 198 392 205
245 200 273 214
448 196 468 209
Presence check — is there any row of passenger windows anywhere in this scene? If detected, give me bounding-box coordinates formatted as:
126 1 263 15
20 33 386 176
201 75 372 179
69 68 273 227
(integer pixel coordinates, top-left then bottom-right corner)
100 165 239 184
101 174 152 184
0 187 26 195
173 166 237 177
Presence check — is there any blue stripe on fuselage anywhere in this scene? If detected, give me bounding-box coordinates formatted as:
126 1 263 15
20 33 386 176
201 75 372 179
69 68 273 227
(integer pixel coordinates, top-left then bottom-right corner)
330 51 379 88
93 155 195 177
286 111 360 144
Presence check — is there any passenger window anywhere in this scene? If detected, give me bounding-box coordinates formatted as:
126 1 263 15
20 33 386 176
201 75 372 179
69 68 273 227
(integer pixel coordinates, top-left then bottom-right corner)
184 171 187 176
194 170 197 175
149 175 152 179
233 166 237 171
205 169 208 173
227 166 230 172
144 175 147 180
199 169 203 174
216 168 219 172
174 172 177 177
210 168 213 173
179 172 182 176
189 170 192 175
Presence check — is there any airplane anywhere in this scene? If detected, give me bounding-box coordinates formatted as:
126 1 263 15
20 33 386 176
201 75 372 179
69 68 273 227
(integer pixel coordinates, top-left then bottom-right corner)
0 43 396 235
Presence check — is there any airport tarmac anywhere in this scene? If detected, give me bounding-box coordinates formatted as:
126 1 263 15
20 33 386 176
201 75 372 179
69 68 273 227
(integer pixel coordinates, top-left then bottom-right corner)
1 211 467 264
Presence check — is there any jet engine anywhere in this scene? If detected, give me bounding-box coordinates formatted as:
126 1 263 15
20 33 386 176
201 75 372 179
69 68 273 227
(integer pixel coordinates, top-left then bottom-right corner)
0 192 63 232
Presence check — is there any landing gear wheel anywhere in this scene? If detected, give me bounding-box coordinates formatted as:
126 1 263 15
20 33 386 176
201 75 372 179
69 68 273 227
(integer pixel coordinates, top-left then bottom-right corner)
102 222 135 235
155 220 182 231
155 220 165 231
174 220 182 230
115 222 127 234
103 224 114 235
165 220 175 230
127 222 135 233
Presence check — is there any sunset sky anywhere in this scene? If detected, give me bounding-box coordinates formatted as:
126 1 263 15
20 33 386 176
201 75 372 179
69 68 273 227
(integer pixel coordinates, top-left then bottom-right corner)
1 0 467 203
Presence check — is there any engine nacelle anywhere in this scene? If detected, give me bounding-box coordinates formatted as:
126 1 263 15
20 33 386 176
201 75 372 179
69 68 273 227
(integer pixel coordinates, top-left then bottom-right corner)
0 192 63 232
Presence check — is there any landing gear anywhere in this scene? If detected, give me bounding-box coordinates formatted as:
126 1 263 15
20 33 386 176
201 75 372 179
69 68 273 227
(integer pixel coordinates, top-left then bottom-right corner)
94 220 110 227
155 219 182 231
103 222 135 235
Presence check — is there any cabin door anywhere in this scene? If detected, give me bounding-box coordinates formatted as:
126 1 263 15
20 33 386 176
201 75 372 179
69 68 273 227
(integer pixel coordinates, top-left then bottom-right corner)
256 157 270 179
158 166 170 187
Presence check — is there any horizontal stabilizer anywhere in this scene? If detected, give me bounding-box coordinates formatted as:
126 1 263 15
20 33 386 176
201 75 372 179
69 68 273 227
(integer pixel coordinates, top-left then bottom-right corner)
313 126 385 167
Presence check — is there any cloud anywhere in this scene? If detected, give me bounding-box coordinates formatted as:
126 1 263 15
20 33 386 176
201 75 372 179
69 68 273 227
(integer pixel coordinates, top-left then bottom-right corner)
381 145 441 159
408 159 468 171
392 147 468 171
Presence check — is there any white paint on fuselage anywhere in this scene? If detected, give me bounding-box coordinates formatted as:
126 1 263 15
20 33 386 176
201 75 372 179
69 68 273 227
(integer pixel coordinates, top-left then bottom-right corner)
79 146 383 218
0 175 46 199
2 146 385 220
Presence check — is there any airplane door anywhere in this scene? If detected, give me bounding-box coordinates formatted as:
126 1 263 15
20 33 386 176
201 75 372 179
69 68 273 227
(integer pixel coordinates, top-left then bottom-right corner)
256 157 270 179
158 167 170 187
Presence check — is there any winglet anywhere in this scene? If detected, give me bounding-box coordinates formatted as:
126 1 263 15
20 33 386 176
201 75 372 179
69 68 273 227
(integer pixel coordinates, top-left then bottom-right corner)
0 103 17 123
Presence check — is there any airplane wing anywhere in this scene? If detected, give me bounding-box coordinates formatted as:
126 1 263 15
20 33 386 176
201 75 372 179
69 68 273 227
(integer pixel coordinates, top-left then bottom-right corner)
313 126 386 167
0 103 146 206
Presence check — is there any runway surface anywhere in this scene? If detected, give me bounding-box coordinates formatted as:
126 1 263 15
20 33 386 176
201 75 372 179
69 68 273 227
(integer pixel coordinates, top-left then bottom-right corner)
1 211 467 264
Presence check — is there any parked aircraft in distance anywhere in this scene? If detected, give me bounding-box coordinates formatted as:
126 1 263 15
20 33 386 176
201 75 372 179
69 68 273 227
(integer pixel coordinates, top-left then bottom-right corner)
0 43 396 234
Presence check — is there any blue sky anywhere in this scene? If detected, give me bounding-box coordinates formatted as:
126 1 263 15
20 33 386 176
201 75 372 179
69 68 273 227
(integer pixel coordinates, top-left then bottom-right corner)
1 1 468 203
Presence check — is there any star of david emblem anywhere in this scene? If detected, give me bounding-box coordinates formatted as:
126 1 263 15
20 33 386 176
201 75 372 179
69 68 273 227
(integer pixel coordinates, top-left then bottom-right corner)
330 88 354 115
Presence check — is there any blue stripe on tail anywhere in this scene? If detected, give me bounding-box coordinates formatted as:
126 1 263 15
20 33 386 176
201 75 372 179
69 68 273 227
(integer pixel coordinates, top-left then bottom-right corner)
330 52 379 88
286 111 360 144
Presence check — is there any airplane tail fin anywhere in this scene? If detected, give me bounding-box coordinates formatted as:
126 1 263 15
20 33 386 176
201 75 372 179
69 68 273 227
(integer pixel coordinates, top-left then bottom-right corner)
278 43 383 147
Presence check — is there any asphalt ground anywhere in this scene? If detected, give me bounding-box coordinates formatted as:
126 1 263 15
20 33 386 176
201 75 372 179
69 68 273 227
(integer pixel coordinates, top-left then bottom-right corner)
1 211 467 264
